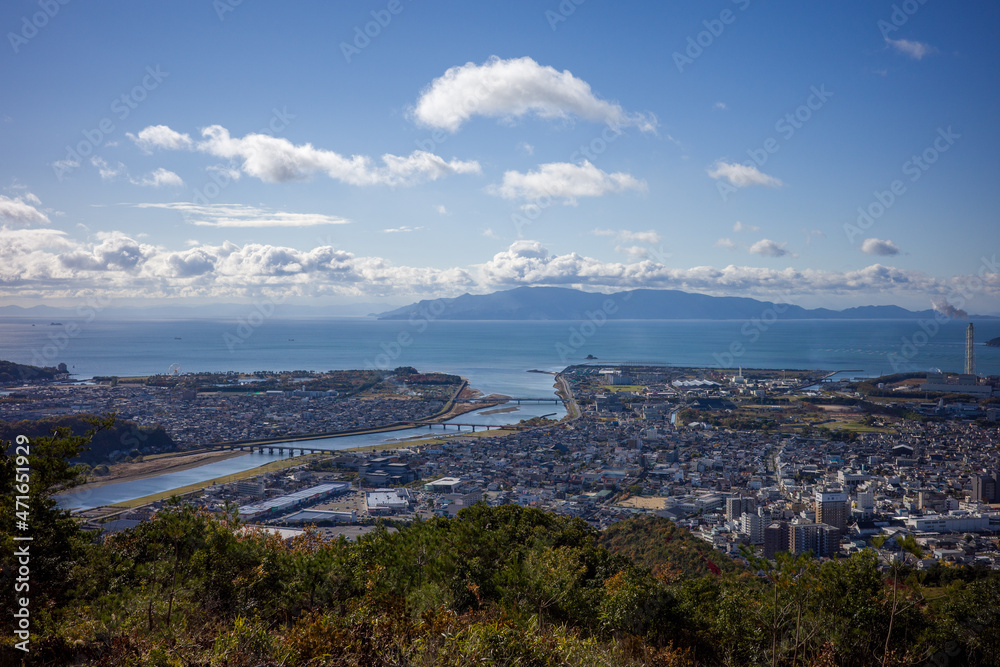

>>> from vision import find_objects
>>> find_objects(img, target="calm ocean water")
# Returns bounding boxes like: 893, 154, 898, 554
3, 317, 997, 510
2, 318, 998, 383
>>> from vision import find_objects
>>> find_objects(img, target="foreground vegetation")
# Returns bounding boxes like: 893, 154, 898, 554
2, 426, 1000, 666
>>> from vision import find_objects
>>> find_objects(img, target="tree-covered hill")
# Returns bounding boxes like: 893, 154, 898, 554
601, 515, 742, 579
0, 414, 175, 464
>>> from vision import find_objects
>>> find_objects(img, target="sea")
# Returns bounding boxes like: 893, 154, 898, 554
1, 317, 997, 509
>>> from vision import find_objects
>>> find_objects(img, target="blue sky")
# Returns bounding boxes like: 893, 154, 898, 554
1, 0, 998, 313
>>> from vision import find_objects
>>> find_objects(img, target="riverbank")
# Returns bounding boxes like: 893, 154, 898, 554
73, 449, 250, 493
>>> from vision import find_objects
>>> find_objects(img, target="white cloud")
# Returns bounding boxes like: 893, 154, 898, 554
198, 125, 480, 186
861, 237, 900, 256
616, 245, 650, 260
58, 231, 156, 272
383, 226, 424, 233
130, 168, 184, 188
435, 204, 448, 215
715, 238, 736, 249
492, 160, 645, 204
2, 234, 997, 304
412, 56, 657, 133
134, 202, 350, 228
714, 102, 727, 110
619, 230, 660, 244
733, 221, 759, 233
592, 228, 660, 244
483, 227, 499, 239
708, 161, 783, 188
886, 38, 935, 60
128, 123, 481, 187
476, 242, 999, 300
127, 125, 194, 152
0, 230, 477, 299
91, 157, 126, 181
0, 193, 50, 225
518, 142, 534, 156
748, 239, 789, 257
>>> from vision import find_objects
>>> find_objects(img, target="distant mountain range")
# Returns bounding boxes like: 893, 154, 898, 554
377, 286, 996, 321
0, 301, 400, 320
1, 288, 993, 321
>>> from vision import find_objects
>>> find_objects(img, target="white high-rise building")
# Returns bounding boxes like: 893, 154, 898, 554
741, 512, 764, 545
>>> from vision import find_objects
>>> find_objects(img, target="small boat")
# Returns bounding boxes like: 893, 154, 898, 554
174, 337, 182, 340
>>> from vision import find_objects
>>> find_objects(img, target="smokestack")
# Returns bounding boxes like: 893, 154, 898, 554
965, 323, 976, 376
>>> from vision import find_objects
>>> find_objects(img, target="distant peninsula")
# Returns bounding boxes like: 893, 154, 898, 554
378, 286, 995, 321
987, 337, 1000, 348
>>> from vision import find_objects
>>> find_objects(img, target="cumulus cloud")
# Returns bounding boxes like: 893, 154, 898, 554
127, 125, 194, 152
748, 239, 789, 257
492, 160, 645, 204
733, 221, 759, 233
58, 231, 156, 272
0, 193, 50, 225
130, 168, 184, 188
715, 238, 736, 249
476, 242, 999, 301
886, 38, 935, 60
129, 123, 481, 187
2, 233, 998, 304
412, 56, 657, 133
383, 226, 424, 233
134, 202, 350, 228
861, 237, 900, 256
0, 230, 476, 299
708, 161, 783, 188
